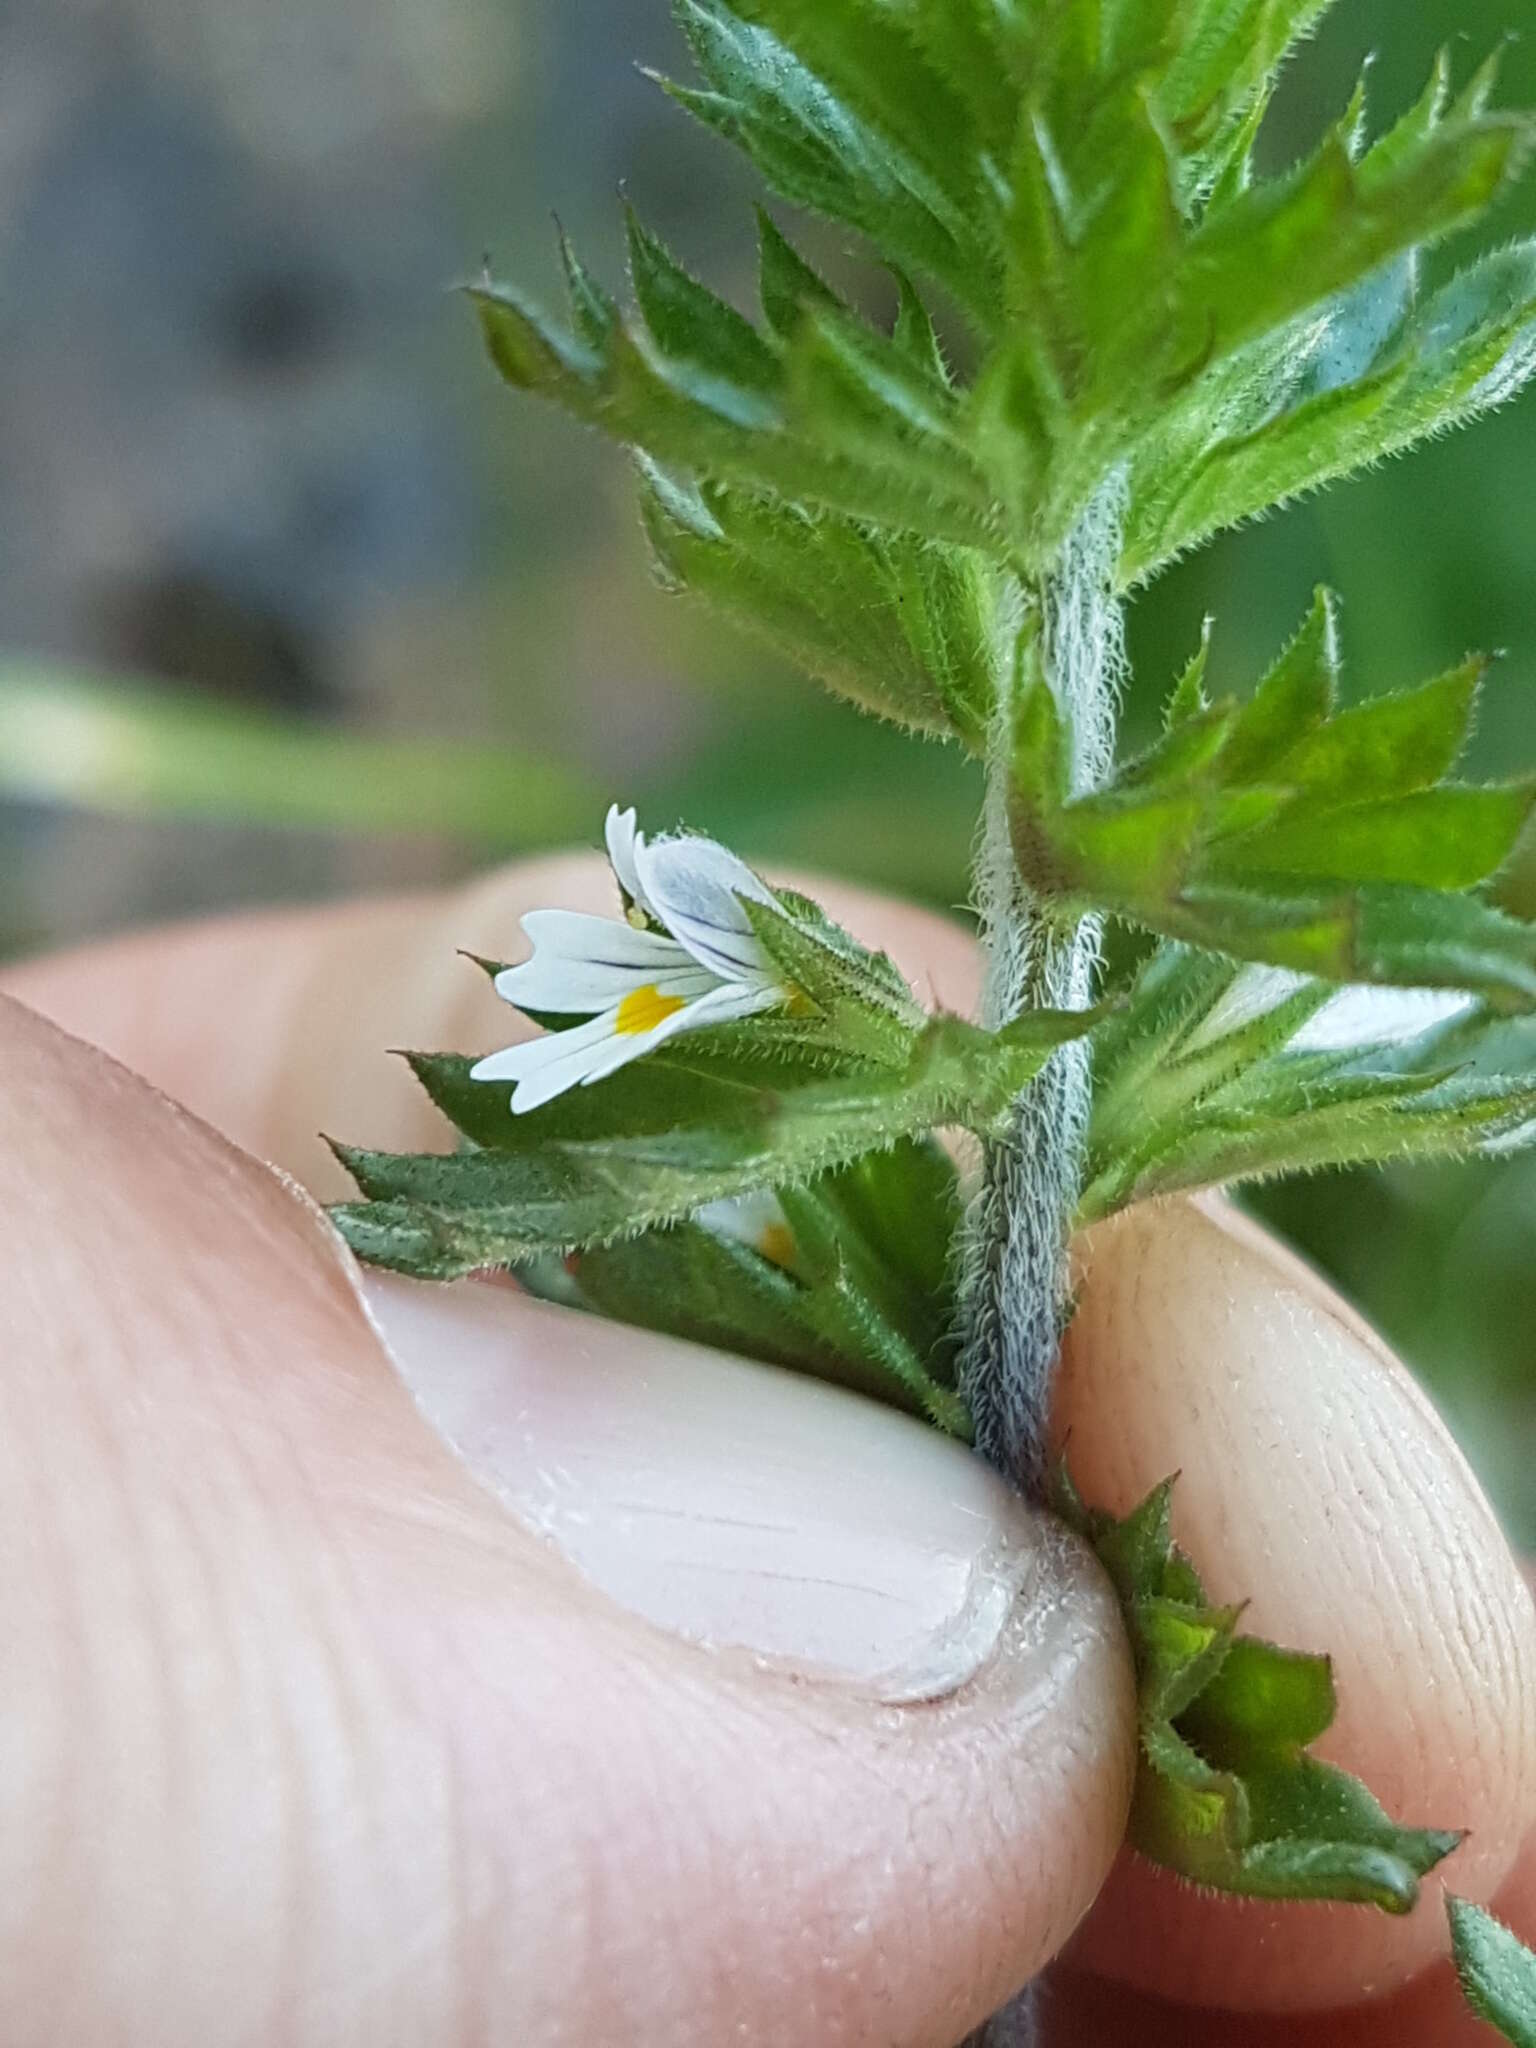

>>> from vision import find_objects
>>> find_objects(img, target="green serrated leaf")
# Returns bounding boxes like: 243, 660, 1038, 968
1450, 1897, 1536, 2046
470, 278, 998, 549
1122, 240, 1536, 582
1262, 658, 1483, 801
332, 1006, 1095, 1278
890, 272, 950, 385
1010, 599, 1536, 1011
666, 0, 1001, 329
1206, 784, 1535, 892
1083, 954, 1536, 1217
741, 887, 922, 1055
560, 1146, 970, 1434
637, 461, 997, 745
1056, 1471, 1461, 1910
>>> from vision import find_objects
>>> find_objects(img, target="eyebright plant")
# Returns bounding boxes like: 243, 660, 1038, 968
331, 1, 1536, 2034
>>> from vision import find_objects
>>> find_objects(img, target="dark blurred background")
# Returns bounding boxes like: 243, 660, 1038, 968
0, 0, 1531, 1533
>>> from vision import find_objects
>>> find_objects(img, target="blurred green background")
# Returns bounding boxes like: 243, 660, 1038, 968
0, 0, 1531, 1534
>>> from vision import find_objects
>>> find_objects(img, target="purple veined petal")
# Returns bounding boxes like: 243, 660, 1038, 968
635, 833, 779, 984
604, 803, 659, 921
1290, 985, 1477, 1054
495, 910, 707, 1014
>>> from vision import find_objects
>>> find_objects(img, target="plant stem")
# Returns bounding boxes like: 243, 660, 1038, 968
958, 491, 1125, 1500
956, 493, 1124, 2048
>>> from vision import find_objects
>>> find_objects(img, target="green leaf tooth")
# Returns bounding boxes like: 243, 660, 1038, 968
1010, 625, 1070, 818
1338, 52, 1375, 163
1181, 1635, 1337, 1756
1218, 586, 1339, 783
1363, 47, 1456, 183
1089, 1474, 1177, 1603
899, 0, 1023, 163
625, 207, 781, 391
1121, 698, 1237, 791
890, 272, 950, 385
1204, 85, 1271, 210
755, 208, 843, 338
470, 279, 599, 390
1137, 1594, 1244, 1725
1449, 1896, 1536, 2046
455, 949, 514, 984
740, 889, 924, 1051
556, 224, 618, 348
789, 302, 958, 443
722, 0, 986, 221
1453, 39, 1514, 125
1159, 0, 1338, 151
1165, 619, 1215, 729
1265, 657, 1484, 799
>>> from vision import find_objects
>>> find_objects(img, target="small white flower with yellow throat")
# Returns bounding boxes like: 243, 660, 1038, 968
470, 806, 793, 1113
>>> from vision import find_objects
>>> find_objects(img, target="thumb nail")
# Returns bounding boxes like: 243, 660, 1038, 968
363, 1272, 1046, 1703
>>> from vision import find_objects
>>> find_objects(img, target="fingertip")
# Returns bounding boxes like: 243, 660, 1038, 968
364, 1269, 1138, 2040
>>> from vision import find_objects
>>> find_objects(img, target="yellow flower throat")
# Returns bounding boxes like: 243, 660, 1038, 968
615, 984, 689, 1035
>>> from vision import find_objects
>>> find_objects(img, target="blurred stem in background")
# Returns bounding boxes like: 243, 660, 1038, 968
0, 663, 600, 846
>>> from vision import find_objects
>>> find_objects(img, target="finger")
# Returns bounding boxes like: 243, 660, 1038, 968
0, 994, 1132, 2048
12, 870, 1535, 2020
1042, 1822, 1536, 2045
0, 855, 981, 1195
1053, 1195, 1536, 2013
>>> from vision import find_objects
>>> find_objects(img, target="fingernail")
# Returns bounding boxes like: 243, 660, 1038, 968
362, 1272, 1042, 1703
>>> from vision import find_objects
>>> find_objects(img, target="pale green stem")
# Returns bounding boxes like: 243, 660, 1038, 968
957, 500, 1125, 2048
958, 488, 1126, 1499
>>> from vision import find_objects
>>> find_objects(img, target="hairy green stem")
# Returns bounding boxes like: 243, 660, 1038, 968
958, 488, 1126, 1499
957, 496, 1124, 2048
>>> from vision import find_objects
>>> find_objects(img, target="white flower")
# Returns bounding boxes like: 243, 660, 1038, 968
1288, 984, 1476, 1054
694, 1191, 800, 1272
1185, 962, 1476, 1058
470, 805, 792, 1113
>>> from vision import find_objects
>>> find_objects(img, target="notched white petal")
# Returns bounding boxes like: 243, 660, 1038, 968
604, 803, 656, 920
469, 1011, 615, 1085
472, 807, 795, 1113
496, 911, 701, 1014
